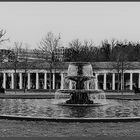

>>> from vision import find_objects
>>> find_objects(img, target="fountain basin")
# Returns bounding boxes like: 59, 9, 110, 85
0, 98, 139, 122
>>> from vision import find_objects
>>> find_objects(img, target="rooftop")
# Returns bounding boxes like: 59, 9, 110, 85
0, 61, 139, 70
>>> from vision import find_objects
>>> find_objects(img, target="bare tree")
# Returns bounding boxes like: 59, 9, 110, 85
19, 47, 29, 93
69, 39, 82, 49
64, 39, 97, 62
0, 29, 9, 44
18, 45, 37, 93
10, 42, 22, 93
0, 29, 10, 63
82, 40, 98, 62
34, 32, 61, 91
112, 44, 129, 93
68, 39, 82, 62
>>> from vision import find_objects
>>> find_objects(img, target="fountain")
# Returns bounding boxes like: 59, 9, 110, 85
55, 62, 107, 106
0, 62, 140, 122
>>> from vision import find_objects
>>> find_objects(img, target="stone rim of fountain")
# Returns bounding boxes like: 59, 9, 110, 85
1, 114, 140, 122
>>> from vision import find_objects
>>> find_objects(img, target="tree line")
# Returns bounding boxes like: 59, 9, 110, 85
1, 29, 140, 63
64, 39, 140, 62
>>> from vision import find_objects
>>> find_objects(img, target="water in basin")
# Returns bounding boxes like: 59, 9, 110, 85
0, 98, 140, 118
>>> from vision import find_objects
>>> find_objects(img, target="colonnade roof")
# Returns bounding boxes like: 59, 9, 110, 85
0, 61, 140, 70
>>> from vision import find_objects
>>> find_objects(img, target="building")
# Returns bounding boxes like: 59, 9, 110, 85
0, 61, 139, 92
54, 47, 65, 62
17, 47, 66, 62
17, 49, 42, 62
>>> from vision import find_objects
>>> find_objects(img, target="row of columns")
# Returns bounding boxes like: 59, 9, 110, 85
2, 71, 140, 90
97, 72, 140, 90
27, 72, 56, 90
2, 72, 59, 90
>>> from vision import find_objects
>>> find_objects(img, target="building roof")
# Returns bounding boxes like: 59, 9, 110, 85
0, 61, 140, 70
92, 62, 140, 70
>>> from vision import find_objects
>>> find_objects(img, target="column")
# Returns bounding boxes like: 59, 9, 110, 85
61, 73, 64, 89
69, 80, 72, 89
19, 73, 22, 89
112, 73, 115, 90
53, 72, 55, 90
36, 72, 39, 89
11, 73, 14, 89
3, 73, 6, 89
27, 72, 30, 89
103, 73, 107, 90
95, 73, 98, 90
139, 73, 140, 88
87, 81, 90, 89
121, 73, 123, 90
130, 72, 133, 90
44, 72, 47, 89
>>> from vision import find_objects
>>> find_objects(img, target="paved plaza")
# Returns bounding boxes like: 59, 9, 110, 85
0, 119, 139, 137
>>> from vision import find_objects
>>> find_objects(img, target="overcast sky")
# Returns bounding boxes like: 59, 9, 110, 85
0, 2, 140, 49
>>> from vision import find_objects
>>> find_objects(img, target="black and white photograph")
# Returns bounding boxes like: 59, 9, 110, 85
1, 1, 140, 138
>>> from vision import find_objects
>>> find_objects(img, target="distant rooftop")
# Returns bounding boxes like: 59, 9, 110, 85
0, 61, 139, 70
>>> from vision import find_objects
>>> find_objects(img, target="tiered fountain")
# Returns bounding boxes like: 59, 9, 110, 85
56, 62, 107, 106
0, 62, 140, 122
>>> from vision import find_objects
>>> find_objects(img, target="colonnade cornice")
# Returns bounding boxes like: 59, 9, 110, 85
0, 69, 68, 74
95, 69, 140, 74
0, 69, 140, 74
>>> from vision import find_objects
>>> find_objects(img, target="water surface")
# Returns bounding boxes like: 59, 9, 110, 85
0, 99, 140, 118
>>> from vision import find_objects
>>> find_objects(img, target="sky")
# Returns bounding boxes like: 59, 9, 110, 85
0, 2, 140, 49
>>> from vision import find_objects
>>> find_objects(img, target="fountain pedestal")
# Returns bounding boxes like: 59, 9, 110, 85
66, 92, 93, 104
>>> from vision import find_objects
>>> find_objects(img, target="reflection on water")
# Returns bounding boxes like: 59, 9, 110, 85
0, 99, 140, 118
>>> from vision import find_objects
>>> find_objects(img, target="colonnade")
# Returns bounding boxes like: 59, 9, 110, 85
1, 71, 65, 90
96, 72, 140, 90
0, 70, 140, 91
